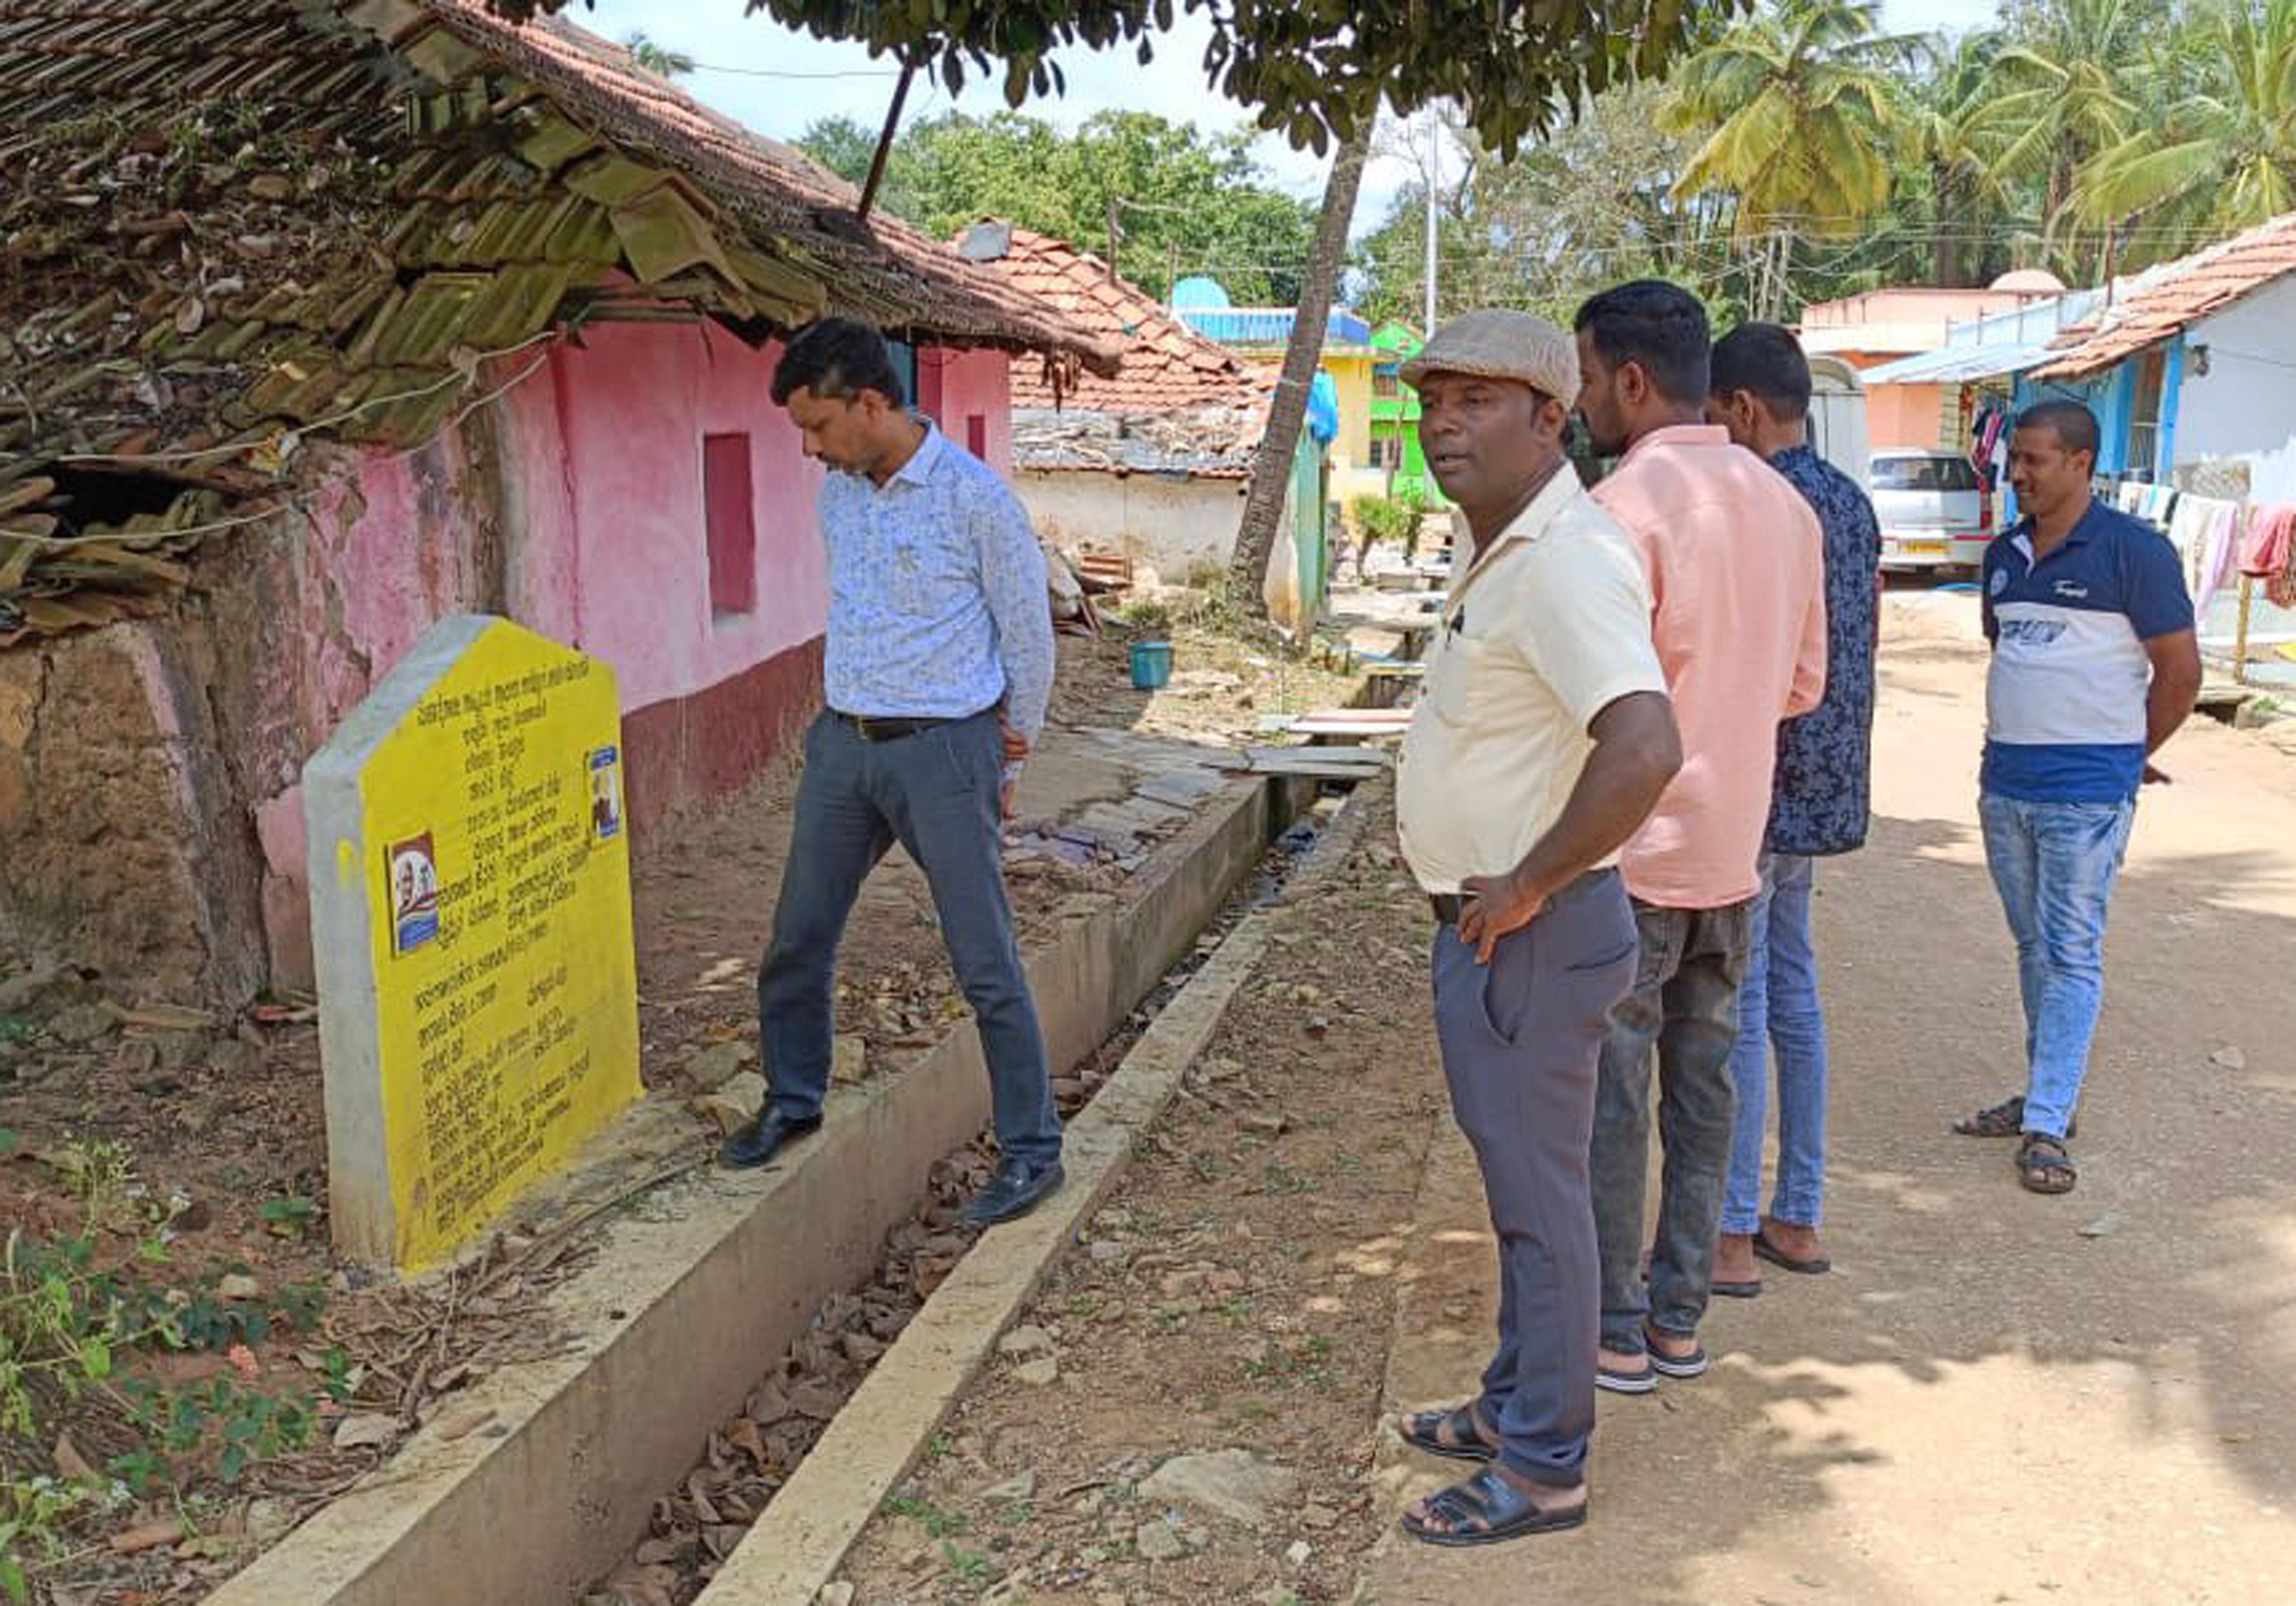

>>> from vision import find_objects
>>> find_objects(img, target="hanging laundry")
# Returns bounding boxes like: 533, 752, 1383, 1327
2166, 494, 2216, 573
2240, 504, 2296, 609
2168, 495, 2233, 602
2200, 500, 2243, 603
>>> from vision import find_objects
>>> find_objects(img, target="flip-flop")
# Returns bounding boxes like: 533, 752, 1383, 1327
1397, 1404, 1497, 1463
1711, 1276, 1763, 1299
1595, 1359, 1656, 1395
1645, 1338, 1709, 1380
1401, 1466, 1587, 1547
1752, 1230, 1831, 1276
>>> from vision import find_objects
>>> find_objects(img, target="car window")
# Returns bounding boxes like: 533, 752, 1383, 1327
1870, 455, 1979, 493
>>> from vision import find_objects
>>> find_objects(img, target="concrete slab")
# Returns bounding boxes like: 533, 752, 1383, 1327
207, 773, 1306, 1606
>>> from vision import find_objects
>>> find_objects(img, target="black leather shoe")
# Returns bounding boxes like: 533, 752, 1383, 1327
964, 1157, 1066, 1225
718, 1109, 823, 1170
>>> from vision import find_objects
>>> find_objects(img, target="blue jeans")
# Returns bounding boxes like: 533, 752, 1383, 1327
1723, 855, 1829, 1234
1977, 793, 2136, 1142
757, 709, 1062, 1165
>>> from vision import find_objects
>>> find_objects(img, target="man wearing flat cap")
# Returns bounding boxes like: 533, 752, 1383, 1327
1388, 309, 1683, 1545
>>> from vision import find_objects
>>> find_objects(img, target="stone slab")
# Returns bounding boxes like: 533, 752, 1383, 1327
303, 613, 639, 1271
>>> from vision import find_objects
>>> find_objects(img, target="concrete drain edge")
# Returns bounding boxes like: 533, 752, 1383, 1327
693, 778, 1388, 1606
208, 775, 1308, 1606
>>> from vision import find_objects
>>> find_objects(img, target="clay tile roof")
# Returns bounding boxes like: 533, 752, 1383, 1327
415, 3, 1120, 373
968, 225, 1267, 419
0, 0, 1118, 642
2034, 211, 2296, 380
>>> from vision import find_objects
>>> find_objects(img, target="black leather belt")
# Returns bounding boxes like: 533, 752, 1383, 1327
832, 710, 959, 742
1429, 867, 1616, 926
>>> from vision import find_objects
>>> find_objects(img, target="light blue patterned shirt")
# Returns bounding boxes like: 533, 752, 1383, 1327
818, 424, 1055, 739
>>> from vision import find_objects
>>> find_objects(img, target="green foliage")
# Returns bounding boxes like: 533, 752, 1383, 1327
1, 1142, 335, 1586
517, 0, 1747, 156
1114, 597, 1173, 635
620, 30, 695, 77
1354, 0, 2296, 328
799, 109, 1316, 303
258, 1195, 319, 1242
1350, 493, 1424, 552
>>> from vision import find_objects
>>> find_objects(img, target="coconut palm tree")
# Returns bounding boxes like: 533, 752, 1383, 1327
2071, 0, 2296, 256
1228, 122, 1372, 616
1902, 29, 2016, 285
1662, 0, 1918, 316
1965, 0, 2169, 277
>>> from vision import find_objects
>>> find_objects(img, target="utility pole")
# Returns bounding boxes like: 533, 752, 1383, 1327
1423, 108, 1440, 336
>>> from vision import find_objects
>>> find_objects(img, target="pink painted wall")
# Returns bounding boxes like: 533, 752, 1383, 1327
246, 320, 1019, 986
528, 321, 829, 711
1866, 381, 1948, 450
921, 346, 1014, 477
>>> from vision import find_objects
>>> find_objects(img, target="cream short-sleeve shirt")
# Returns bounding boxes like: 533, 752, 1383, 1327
1396, 470, 1668, 895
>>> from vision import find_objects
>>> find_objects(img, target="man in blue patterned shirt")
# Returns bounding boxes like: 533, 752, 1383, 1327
721, 319, 1065, 1227
1703, 324, 1880, 1292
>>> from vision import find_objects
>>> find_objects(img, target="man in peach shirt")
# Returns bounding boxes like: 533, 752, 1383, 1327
1571, 282, 1827, 1393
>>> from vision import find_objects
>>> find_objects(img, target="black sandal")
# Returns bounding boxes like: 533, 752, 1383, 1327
1401, 1466, 1586, 1546
1956, 1094, 2077, 1139
1397, 1403, 1497, 1463
2016, 1134, 2077, 1194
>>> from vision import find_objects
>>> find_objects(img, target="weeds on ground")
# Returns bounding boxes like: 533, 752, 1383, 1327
0, 1133, 341, 1601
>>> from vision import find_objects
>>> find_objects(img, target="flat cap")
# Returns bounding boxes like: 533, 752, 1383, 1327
1400, 308, 1579, 400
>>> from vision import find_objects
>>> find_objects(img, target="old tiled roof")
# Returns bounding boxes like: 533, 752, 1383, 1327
963, 223, 1266, 476
2034, 211, 2296, 380
0, 1, 1119, 643
1010, 406, 1264, 480
968, 225, 1262, 416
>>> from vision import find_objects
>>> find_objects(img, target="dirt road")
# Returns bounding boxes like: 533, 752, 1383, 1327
823, 590, 2296, 1605
1365, 590, 2296, 1604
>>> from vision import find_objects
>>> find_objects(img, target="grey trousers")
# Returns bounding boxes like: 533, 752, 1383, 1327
757, 708, 1062, 1166
1431, 868, 1638, 1487
1591, 898, 1755, 1354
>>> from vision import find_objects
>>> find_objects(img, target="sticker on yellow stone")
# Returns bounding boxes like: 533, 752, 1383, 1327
304, 615, 641, 1272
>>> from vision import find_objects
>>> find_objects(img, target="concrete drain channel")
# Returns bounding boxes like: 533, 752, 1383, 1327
209, 770, 1375, 1606
596, 796, 1349, 1606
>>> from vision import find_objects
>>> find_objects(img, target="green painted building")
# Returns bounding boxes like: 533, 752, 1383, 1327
1368, 321, 1445, 508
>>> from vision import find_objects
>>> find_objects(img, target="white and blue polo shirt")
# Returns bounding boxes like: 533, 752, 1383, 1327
1981, 500, 2195, 803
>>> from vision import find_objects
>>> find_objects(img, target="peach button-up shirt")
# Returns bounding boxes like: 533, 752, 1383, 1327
1592, 425, 1828, 909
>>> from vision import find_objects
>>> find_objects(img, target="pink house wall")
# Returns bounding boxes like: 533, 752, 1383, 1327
243, 319, 1017, 989
920, 346, 1014, 476
525, 321, 829, 710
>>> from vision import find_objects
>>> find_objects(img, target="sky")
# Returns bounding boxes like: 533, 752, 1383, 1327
580, 0, 2002, 238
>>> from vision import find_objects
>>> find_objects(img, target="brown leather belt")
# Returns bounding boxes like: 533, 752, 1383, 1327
832, 710, 959, 742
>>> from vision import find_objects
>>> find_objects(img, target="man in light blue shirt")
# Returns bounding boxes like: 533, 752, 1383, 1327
721, 318, 1064, 1226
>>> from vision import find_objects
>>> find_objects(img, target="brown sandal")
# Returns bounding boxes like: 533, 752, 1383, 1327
2016, 1134, 2077, 1194
1956, 1094, 2076, 1139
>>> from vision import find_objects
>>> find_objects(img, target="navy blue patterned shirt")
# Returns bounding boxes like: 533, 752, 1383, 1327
1765, 445, 1881, 856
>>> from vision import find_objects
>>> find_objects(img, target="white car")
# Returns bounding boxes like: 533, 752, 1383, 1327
1868, 449, 1994, 571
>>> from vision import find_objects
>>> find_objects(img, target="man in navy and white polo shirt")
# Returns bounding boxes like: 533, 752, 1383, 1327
1954, 400, 2201, 1195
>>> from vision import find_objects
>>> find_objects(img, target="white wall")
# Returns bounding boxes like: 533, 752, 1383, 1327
1017, 469, 1249, 587
2177, 277, 2296, 504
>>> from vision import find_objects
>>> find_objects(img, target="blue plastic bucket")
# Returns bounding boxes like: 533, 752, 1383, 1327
1130, 640, 1173, 690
